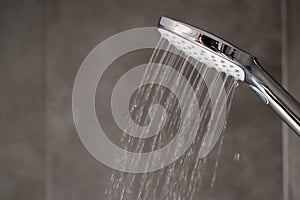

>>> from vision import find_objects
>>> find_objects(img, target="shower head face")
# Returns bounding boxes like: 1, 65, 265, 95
157, 17, 254, 81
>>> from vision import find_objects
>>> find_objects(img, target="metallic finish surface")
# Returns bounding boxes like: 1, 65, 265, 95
158, 17, 253, 75
247, 59, 300, 135
158, 16, 300, 136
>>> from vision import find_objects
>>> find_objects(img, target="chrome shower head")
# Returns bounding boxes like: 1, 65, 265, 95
157, 16, 300, 136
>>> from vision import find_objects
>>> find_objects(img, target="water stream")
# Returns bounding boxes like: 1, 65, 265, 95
105, 37, 238, 200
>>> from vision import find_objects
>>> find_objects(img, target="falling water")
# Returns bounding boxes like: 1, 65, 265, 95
105, 37, 239, 199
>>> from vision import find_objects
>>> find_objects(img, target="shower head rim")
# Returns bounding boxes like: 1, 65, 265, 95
157, 16, 255, 80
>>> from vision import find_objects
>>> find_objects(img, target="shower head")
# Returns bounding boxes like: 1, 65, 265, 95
157, 16, 300, 136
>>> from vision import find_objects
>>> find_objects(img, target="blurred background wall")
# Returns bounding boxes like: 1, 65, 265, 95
0, 0, 299, 199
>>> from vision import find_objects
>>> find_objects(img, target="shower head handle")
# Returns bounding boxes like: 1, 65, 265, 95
246, 57, 300, 134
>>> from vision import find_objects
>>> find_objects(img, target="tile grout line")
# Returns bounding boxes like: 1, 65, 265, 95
281, 0, 289, 199
43, 0, 51, 199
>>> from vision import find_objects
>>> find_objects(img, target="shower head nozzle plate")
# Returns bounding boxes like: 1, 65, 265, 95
157, 17, 254, 81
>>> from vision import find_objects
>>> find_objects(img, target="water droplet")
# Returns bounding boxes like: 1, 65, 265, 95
234, 153, 240, 161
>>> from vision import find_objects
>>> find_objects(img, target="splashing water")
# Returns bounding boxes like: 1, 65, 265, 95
105, 37, 239, 199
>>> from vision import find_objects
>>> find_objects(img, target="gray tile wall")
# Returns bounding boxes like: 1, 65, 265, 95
3, 0, 297, 199
0, 0, 45, 199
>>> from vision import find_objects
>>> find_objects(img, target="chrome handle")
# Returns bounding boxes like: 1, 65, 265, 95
245, 57, 300, 136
